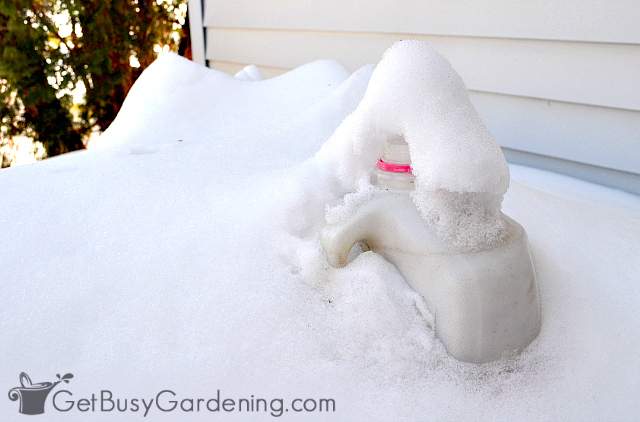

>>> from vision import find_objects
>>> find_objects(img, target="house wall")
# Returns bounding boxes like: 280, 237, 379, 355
195, 0, 640, 193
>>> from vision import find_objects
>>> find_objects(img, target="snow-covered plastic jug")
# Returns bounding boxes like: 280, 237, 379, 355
321, 138, 541, 363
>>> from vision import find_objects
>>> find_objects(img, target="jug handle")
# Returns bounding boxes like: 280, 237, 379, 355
322, 209, 378, 267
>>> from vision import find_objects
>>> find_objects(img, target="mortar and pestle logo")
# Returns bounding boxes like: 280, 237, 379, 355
8, 372, 73, 415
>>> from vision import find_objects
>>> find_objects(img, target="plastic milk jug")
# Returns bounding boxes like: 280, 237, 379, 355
321, 138, 541, 363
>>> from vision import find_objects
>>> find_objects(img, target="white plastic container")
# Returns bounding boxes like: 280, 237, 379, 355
321, 140, 541, 363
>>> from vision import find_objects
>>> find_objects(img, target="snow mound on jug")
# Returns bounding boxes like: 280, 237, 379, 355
317, 40, 510, 249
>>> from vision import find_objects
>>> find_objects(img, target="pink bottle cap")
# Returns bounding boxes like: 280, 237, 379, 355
377, 159, 413, 174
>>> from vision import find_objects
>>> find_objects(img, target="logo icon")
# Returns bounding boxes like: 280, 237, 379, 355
8, 372, 73, 415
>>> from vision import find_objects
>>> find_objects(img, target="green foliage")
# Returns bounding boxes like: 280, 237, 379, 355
0, 0, 187, 165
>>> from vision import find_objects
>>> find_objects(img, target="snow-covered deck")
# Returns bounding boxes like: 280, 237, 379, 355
1, 54, 639, 421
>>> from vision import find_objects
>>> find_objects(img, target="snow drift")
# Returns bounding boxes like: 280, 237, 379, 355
0, 49, 639, 421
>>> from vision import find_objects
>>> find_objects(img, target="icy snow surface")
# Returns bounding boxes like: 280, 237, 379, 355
1, 50, 639, 421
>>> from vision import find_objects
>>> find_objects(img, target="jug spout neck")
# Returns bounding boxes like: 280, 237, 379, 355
373, 137, 415, 191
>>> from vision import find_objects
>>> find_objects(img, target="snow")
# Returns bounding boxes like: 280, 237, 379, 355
234, 64, 264, 81
317, 41, 509, 249
1, 49, 639, 421
318, 41, 508, 195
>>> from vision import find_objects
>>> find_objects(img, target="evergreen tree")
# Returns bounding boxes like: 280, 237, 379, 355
0, 0, 187, 166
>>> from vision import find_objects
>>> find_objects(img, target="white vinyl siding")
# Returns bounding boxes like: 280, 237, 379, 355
194, 0, 640, 193
206, 29, 640, 111
203, 0, 640, 44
